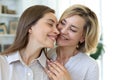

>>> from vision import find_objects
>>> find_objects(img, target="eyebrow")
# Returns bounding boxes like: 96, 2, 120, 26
63, 19, 80, 29
47, 19, 55, 23
71, 25, 80, 29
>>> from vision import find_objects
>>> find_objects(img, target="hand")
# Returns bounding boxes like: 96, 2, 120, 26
45, 60, 72, 80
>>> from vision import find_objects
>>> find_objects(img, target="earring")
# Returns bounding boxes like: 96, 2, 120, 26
76, 45, 79, 49
76, 41, 81, 49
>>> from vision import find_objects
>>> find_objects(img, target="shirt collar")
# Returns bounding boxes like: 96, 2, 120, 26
37, 51, 47, 68
6, 51, 47, 68
6, 51, 21, 64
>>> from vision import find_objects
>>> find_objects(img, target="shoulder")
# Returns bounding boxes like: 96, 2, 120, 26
78, 53, 98, 66
0, 51, 18, 66
0, 55, 10, 80
71, 52, 99, 72
0, 55, 7, 64
67, 52, 98, 68
82, 55, 99, 80
83, 54, 99, 72
0, 55, 9, 72
0, 55, 8, 67
79, 53, 99, 79
71, 53, 99, 80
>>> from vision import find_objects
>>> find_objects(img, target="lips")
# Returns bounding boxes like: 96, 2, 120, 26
48, 35, 58, 42
58, 35, 69, 40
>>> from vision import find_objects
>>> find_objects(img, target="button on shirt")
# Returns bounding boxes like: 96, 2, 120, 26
0, 51, 49, 80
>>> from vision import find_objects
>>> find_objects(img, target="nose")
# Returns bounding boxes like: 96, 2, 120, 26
60, 26, 68, 34
54, 27, 59, 35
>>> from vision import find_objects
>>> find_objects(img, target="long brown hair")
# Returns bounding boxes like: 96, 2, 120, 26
2, 5, 55, 55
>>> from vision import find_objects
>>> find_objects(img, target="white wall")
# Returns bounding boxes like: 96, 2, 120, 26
102, 0, 120, 80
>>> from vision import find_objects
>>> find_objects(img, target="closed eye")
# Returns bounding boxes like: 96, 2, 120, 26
60, 20, 66, 25
70, 25, 79, 32
47, 19, 56, 27
48, 23, 53, 27
70, 29, 77, 32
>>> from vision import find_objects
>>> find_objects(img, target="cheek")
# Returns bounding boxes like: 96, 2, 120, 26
33, 28, 46, 39
38, 26, 49, 34
38, 30, 47, 38
71, 34, 81, 42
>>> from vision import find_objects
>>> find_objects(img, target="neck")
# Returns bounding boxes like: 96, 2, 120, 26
56, 46, 78, 65
20, 46, 42, 65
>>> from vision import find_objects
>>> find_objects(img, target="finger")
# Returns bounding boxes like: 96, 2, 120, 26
44, 68, 57, 80
53, 61, 67, 72
49, 61, 68, 78
48, 62, 72, 80
48, 63, 60, 76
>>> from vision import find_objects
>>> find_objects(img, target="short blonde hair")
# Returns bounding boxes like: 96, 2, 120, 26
59, 4, 100, 54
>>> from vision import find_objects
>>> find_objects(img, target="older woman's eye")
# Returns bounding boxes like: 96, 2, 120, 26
61, 21, 65, 25
70, 29, 77, 32
70, 27, 77, 32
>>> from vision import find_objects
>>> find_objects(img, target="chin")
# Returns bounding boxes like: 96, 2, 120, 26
56, 42, 64, 46
57, 43, 68, 47
47, 44, 54, 48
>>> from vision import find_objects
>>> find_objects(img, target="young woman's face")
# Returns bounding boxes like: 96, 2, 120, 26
29, 12, 59, 48
57, 15, 85, 47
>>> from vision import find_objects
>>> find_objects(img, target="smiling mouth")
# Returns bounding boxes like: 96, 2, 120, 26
58, 35, 69, 40
48, 35, 57, 42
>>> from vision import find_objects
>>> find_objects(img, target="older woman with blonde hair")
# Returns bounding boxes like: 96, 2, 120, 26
46, 4, 100, 80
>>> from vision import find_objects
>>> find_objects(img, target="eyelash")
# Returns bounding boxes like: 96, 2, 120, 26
61, 21, 77, 32
61, 21, 65, 25
70, 28, 77, 32
48, 23, 53, 27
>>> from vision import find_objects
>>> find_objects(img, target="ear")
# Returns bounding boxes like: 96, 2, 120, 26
28, 28, 32, 33
79, 36, 85, 43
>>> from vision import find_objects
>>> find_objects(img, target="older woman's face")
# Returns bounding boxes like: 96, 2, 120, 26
57, 15, 85, 47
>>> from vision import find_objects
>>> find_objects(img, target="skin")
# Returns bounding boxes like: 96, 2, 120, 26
20, 13, 59, 65
57, 15, 85, 47
46, 15, 86, 80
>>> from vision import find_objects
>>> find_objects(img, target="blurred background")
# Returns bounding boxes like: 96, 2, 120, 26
0, 0, 120, 80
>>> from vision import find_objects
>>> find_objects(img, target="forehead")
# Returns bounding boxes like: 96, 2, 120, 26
43, 12, 57, 23
65, 15, 85, 28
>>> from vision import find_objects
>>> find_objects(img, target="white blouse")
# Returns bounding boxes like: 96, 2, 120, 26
48, 48, 99, 80
0, 51, 49, 80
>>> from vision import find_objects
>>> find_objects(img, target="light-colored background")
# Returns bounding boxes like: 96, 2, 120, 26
0, 0, 120, 80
